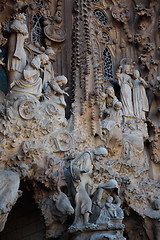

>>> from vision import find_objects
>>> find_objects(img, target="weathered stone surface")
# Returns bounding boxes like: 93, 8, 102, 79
0, 0, 160, 239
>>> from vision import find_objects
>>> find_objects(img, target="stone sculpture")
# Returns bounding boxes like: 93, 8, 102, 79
0, 1, 160, 239
96, 195, 118, 224
69, 177, 125, 240
96, 179, 124, 221
0, 163, 28, 233
43, 75, 69, 127
116, 64, 134, 117
101, 86, 122, 155
7, 13, 28, 87
132, 69, 149, 120
48, 75, 69, 108
70, 148, 116, 229
40, 191, 74, 239
73, 182, 93, 227
10, 53, 49, 99
70, 151, 94, 227
43, 47, 55, 91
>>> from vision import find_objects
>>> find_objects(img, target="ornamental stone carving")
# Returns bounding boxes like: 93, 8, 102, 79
132, 70, 149, 120
0, 1, 160, 240
116, 64, 134, 117
7, 13, 28, 86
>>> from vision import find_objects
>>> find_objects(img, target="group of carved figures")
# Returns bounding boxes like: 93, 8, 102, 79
116, 64, 149, 121
0, 148, 124, 237
0, 8, 152, 240
7, 13, 68, 116
0, 12, 71, 236
70, 147, 123, 228
99, 64, 149, 155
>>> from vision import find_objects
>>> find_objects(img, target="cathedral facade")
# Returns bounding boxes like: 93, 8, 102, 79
0, 0, 159, 239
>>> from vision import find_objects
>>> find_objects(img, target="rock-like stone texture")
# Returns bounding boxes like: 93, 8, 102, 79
0, 0, 159, 239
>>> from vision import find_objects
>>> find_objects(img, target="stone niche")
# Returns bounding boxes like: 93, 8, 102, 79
0, 0, 159, 240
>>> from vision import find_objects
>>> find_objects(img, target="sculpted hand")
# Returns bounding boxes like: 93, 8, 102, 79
64, 91, 69, 97
81, 168, 89, 173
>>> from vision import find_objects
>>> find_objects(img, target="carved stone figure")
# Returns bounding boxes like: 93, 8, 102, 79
116, 65, 134, 117
73, 182, 93, 227
48, 75, 69, 106
101, 86, 122, 130
52, 192, 74, 218
101, 86, 123, 155
10, 53, 49, 99
44, 75, 69, 125
132, 70, 149, 120
101, 86, 121, 109
40, 191, 74, 239
7, 13, 28, 86
70, 148, 110, 228
43, 47, 55, 91
93, 147, 108, 162
0, 1, 160, 239
96, 195, 118, 224
70, 151, 94, 227
96, 179, 124, 221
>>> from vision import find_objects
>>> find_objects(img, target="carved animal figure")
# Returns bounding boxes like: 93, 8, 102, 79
40, 191, 74, 239
53, 192, 74, 217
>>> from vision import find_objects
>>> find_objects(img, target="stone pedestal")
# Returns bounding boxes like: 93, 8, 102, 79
69, 221, 126, 240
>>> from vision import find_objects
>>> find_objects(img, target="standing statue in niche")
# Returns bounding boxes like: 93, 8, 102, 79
116, 64, 134, 117
132, 70, 149, 120
10, 53, 49, 99
7, 13, 28, 87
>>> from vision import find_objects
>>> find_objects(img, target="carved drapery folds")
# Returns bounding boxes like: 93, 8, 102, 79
0, 2, 73, 238
0, 0, 160, 240
70, 0, 160, 239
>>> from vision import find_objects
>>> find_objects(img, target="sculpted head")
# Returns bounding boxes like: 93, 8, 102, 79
106, 86, 115, 99
40, 53, 49, 67
106, 196, 114, 203
114, 102, 122, 111
133, 70, 140, 79
123, 64, 130, 74
94, 147, 108, 161
55, 75, 68, 87
99, 179, 119, 195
